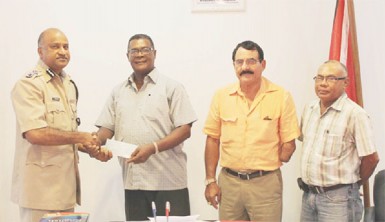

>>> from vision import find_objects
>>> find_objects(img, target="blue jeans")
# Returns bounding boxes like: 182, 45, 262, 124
300, 183, 363, 222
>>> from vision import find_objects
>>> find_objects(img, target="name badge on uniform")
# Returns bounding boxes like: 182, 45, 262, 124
52, 97, 60, 102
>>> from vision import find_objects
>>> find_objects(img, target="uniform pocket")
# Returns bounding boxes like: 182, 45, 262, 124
46, 102, 67, 128
26, 146, 68, 168
69, 101, 77, 114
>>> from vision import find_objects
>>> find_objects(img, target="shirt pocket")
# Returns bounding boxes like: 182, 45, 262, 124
321, 132, 346, 158
46, 102, 68, 129
26, 146, 66, 168
69, 102, 78, 129
142, 93, 170, 122
24, 146, 73, 184
220, 116, 238, 144
250, 116, 279, 143
69, 101, 77, 115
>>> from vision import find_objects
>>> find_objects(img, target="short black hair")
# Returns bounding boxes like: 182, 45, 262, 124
232, 40, 264, 62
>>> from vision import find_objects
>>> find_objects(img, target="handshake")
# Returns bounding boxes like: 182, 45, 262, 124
78, 132, 113, 162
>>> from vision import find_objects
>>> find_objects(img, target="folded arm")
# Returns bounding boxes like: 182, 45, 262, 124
279, 139, 296, 162
359, 152, 380, 183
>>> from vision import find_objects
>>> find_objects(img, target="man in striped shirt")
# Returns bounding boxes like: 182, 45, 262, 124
299, 60, 379, 222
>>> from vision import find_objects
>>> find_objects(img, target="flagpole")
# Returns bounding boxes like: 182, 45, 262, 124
347, 0, 371, 208
347, 0, 363, 107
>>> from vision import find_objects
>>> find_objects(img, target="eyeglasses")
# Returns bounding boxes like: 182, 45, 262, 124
127, 47, 154, 56
313, 75, 347, 83
234, 58, 260, 66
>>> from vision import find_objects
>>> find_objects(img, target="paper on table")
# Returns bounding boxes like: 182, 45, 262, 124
104, 139, 137, 158
148, 215, 199, 222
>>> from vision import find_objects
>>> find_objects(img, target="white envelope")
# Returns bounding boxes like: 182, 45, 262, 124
104, 139, 137, 158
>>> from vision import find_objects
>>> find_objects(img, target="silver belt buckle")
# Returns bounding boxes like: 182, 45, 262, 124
237, 172, 250, 180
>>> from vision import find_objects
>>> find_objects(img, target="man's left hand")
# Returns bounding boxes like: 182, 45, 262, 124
126, 144, 156, 164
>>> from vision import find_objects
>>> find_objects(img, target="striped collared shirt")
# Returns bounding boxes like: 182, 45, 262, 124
299, 93, 376, 186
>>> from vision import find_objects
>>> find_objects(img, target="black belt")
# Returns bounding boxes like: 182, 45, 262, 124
306, 183, 353, 194
297, 178, 354, 194
224, 168, 272, 180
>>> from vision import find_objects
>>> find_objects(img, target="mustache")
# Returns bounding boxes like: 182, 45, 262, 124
240, 70, 254, 75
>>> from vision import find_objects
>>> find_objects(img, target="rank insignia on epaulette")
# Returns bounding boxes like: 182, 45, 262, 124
25, 70, 39, 78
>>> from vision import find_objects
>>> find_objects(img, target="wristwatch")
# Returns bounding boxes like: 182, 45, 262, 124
205, 178, 216, 186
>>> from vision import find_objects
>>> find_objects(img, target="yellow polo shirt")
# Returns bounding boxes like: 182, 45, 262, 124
203, 77, 300, 171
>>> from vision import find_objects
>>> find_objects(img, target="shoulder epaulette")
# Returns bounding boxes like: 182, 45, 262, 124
25, 70, 40, 78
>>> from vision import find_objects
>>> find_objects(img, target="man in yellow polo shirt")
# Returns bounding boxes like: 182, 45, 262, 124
203, 40, 300, 221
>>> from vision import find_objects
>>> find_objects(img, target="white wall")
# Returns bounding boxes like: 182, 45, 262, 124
1, 0, 384, 221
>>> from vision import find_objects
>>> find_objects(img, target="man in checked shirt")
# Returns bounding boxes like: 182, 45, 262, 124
299, 60, 379, 222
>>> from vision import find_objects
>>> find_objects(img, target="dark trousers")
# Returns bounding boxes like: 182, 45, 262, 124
125, 188, 190, 221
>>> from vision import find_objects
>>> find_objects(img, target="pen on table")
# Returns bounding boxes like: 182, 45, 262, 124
165, 201, 170, 222
152, 201, 157, 222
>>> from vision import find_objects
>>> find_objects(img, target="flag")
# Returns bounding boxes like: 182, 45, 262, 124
329, 0, 372, 210
329, 0, 363, 107
329, 0, 368, 205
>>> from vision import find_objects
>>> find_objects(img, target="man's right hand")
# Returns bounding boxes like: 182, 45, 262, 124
205, 182, 221, 209
81, 132, 101, 154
